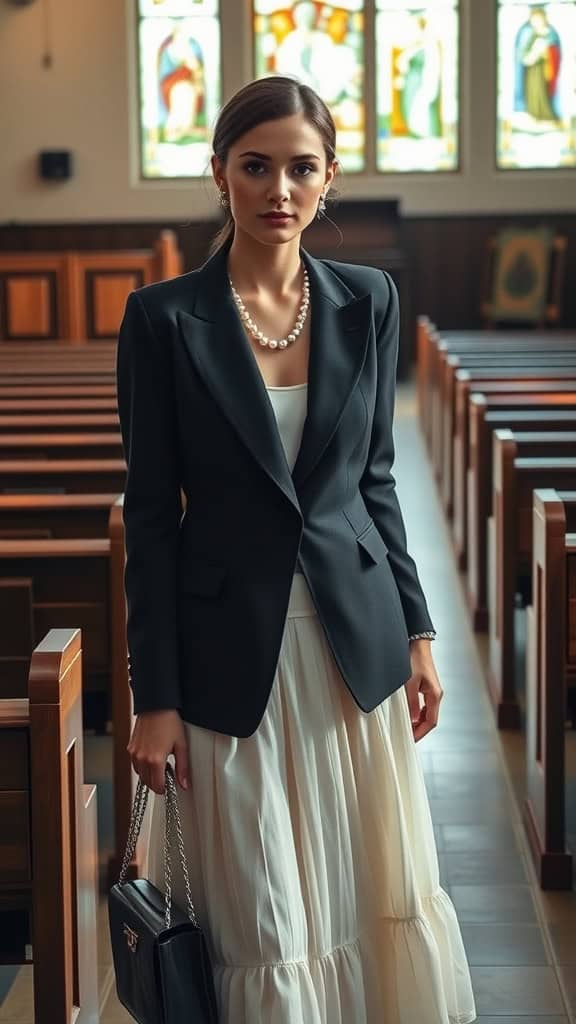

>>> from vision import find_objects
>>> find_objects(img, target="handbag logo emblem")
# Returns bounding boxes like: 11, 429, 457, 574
123, 923, 139, 953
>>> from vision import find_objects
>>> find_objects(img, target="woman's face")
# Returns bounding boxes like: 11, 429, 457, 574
212, 112, 337, 247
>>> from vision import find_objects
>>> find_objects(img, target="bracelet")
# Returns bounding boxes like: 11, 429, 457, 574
408, 630, 437, 642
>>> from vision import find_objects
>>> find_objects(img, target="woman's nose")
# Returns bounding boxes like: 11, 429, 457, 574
267, 176, 291, 204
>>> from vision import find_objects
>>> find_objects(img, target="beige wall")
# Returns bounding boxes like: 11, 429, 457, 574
0, 0, 574, 223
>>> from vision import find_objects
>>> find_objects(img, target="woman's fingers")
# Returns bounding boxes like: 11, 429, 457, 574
126, 711, 190, 795
174, 737, 190, 790
412, 676, 444, 742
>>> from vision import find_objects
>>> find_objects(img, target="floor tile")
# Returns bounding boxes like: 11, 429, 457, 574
429, 796, 511, 826
450, 885, 538, 924
470, 966, 565, 1015
441, 824, 520, 854
429, 751, 503, 775
461, 923, 549, 966
476, 1018, 567, 1023
432, 773, 510, 800
443, 851, 529, 886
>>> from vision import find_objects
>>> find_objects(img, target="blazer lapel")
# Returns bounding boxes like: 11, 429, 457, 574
177, 244, 373, 507
292, 252, 373, 488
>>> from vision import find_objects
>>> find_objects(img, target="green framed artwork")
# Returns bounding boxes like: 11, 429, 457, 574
490, 225, 555, 321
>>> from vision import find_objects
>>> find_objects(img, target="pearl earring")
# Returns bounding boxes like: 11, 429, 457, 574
317, 188, 328, 218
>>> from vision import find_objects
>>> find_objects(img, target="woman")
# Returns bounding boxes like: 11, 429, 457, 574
117, 76, 476, 1023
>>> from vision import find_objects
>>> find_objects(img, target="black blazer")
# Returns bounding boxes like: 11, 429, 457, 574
116, 242, 435, 737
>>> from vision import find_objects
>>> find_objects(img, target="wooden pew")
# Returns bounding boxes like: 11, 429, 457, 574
0, 458, 125, 494
467, 402, 576, 629
0, 493, 120, 539
0, 357, 114, 379
0, 413, 119, 434
524, 489, 576, 890
0, 397, 117, 413
435, 351, 576, 486
0, 229, 182, 342
488, 432, 576, 727
0, 384, 116, 399
0, 500, 143, 889
0, 432, 123, 460
417, 319, 576, 448
0, 628, 99, 1023
427, 335, 576, 462
452, 378, 576, 565
0, 537, 117, 717
440, 362, 576, 516
0, 341, 116, 355
0, 374, 114, 387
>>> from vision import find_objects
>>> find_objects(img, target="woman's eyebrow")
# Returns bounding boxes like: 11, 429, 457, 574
238, 150, 321, 161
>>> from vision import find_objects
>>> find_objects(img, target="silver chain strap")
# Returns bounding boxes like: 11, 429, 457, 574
118, 762, 200, 930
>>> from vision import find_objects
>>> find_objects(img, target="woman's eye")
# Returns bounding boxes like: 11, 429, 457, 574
293, 164, 315, 177
244, 161, 266, 175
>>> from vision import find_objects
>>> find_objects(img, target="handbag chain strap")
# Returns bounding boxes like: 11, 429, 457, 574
118, 762, 200, 930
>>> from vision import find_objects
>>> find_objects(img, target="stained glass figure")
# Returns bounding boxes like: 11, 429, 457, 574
497, 1, 576, 169
138, 0, 221, 178
253, 1, 366, 172
376, 0, 459, 173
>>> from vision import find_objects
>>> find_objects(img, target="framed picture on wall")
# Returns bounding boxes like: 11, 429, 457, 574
486, 225, 565, 323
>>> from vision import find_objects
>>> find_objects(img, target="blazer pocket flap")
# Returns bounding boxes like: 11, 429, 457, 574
356, 523, 389, 564
180, 561, 228, 598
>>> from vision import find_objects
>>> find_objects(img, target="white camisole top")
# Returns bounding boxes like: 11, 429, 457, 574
266, 383, 308, 576
265, 383, 308, 474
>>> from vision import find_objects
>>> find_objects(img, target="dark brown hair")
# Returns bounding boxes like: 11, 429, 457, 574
209, 76, 337, 256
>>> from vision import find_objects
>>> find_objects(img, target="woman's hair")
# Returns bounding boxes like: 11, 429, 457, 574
208, 76, 337, 256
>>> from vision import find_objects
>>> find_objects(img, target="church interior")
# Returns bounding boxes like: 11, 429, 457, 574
1, 0, 576, 1021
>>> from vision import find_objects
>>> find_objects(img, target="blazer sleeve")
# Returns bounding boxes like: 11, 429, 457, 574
359, 271, 436, 637
116, 291, 184, 714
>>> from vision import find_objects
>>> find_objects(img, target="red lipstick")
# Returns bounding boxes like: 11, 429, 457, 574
261, 212, 293, 221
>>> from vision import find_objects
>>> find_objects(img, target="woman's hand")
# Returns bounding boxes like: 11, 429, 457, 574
404, 640, 444, 742
127, 709, 190, 795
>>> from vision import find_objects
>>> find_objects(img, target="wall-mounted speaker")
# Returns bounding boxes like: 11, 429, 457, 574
38, 150, 73, 181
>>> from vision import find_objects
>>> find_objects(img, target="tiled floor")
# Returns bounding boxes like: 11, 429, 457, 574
1, 379, 574, 1022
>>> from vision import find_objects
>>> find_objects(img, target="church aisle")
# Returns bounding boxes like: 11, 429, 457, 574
391, 380, 574, 1023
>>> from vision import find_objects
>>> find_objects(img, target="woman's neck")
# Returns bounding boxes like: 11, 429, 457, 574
226, 231, 304, 299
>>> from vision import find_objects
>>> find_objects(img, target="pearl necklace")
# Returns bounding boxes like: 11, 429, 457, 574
229, 267, 310, 351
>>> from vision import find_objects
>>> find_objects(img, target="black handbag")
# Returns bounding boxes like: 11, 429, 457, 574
108, 762, 219, 1023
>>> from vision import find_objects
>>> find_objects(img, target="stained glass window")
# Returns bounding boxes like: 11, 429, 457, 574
497, 1, 576, 169
138, 0, 221, 178
253, 1, 366, 172
375, 0, 459, 173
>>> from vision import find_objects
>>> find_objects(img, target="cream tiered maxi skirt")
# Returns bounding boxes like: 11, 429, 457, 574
147, 572, 477, 1023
